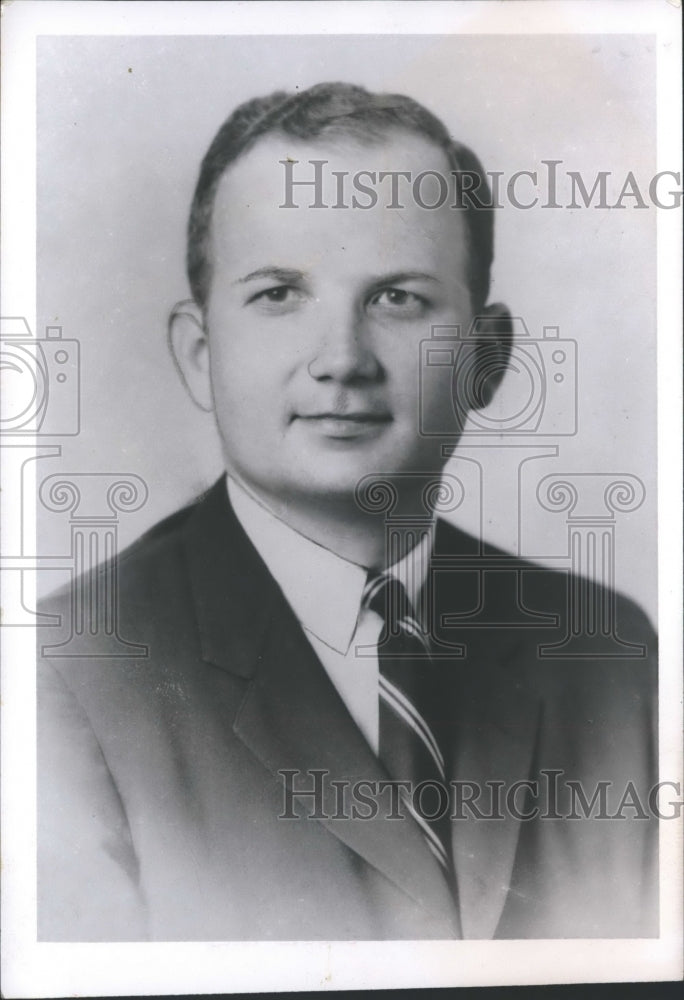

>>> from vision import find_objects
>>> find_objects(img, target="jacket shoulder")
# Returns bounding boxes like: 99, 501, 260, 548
39, 486, 212, 618
435, 516, 656, 644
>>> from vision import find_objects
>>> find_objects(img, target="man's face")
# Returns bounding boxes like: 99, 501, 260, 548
203, 131, 473, 507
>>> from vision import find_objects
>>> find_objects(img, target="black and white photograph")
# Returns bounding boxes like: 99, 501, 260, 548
1, 0, 682, 994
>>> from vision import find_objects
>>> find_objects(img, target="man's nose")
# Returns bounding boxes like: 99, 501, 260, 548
306, 309, 382, 383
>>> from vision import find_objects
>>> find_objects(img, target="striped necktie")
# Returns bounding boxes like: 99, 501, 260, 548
363, 572, 454, 877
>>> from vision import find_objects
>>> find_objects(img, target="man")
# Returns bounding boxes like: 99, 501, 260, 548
38, 83, 657, 941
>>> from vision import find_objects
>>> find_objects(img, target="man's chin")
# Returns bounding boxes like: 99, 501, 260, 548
287, 471, 374, 503
226, 447, 449, 512
275, 463, 446, 508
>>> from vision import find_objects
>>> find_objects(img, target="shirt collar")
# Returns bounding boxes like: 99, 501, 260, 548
226, 475, 434, 655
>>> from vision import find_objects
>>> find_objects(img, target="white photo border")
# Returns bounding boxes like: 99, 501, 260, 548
1, 1, 682, 995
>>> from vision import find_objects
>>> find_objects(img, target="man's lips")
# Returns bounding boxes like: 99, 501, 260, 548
296, 412, 392, 423
293, 411, 393, 439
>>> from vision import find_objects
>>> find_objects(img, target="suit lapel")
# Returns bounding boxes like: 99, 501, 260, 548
182, 479, 460, 933
432, 519, 542, 939
182, 479, 276, 680
450, 665, 541, 939
234, 608, 460, 930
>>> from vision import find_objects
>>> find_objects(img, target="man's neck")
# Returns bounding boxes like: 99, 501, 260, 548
226, 473, 436, 570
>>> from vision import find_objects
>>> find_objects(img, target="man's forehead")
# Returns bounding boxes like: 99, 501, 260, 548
209, 138, 469, 280
205, 127, 472, 294
214, 128, 454, 201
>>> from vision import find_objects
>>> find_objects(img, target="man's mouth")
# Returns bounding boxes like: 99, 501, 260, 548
295, 411, 393, 439
299, 412, 392, 422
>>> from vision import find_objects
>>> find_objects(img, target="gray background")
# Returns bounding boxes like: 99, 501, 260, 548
36, 33, 657, 621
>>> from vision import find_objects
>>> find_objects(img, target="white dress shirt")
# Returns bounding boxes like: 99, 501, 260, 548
227, 475, 433, 755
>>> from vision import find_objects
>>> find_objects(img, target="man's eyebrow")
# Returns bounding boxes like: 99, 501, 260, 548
369, 271, 441, 288
234, 267, 308, 285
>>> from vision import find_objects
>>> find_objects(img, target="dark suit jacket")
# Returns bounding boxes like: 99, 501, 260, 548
37, 477, 658, 941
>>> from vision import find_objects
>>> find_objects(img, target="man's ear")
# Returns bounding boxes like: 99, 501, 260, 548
467, 302, 513, 410
168, 300, 214, 413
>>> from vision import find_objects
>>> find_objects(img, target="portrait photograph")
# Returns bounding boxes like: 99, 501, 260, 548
1, 1, 681, 995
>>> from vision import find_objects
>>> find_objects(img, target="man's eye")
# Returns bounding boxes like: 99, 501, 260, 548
259, 287, 290, 303
247, 285, 306, 312
368, 288, 428, 315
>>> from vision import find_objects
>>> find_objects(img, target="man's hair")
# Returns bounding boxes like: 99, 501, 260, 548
187, 81, 495, 314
